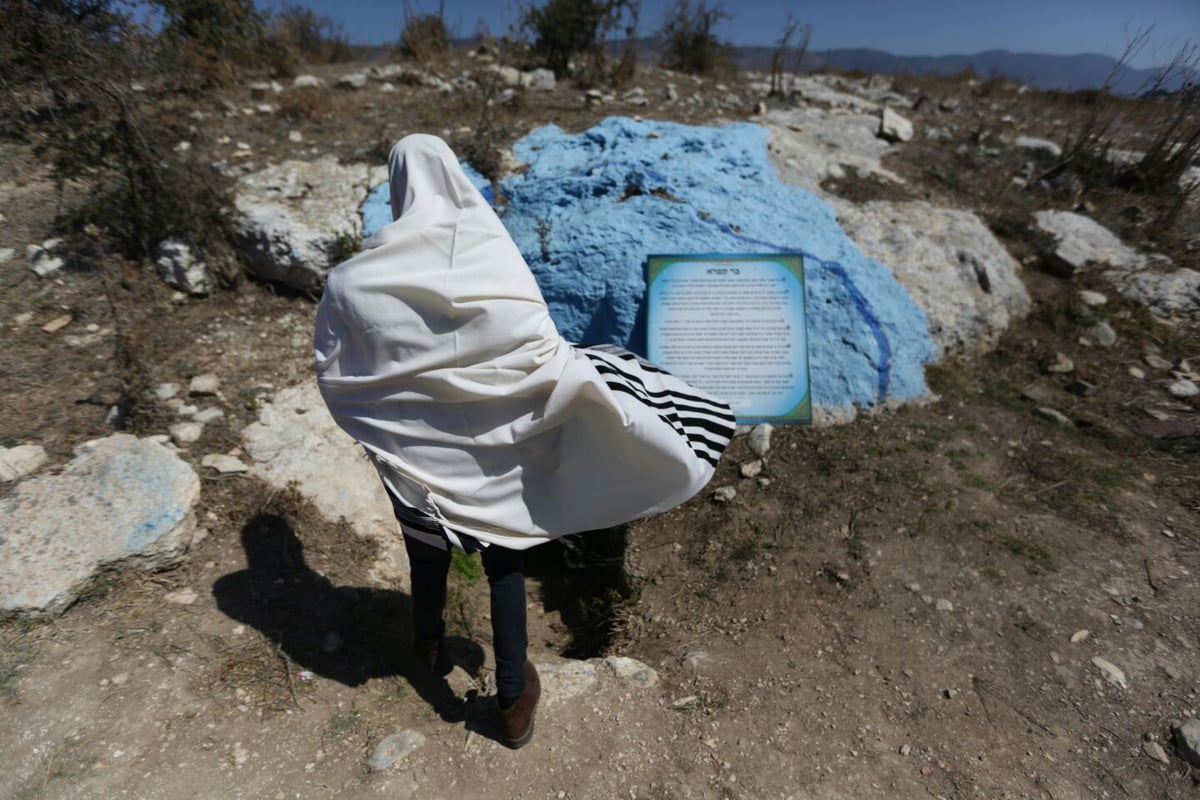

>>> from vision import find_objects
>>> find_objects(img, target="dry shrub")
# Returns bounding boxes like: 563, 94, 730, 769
520, 0, 640, 86
400, 1, 449, 62
658, 0, 731, 77
278, 86, 334, 120
270, 2, 355, 66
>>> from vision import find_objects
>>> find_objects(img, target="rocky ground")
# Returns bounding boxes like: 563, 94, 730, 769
1, 52, 1199, 799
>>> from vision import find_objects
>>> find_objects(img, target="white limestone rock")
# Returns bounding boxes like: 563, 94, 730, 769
241, 382, 406, 584
0, 435, 201, 615
0, 444, 48, 482
878, 107, 914, 143
156, 239, 212, 295
231, 157, 373, 290
1014, 136, 1062, 158
764, 107, 904, 192
521, 68, 557, 91
1033, 210, 1144, 275
836, 200, 1031, 356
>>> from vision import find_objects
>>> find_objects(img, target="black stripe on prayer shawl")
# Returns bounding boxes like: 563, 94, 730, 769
578, 348, 735, 464
599, 379, 724, 468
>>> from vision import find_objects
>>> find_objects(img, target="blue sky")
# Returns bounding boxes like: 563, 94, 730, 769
281, 0, 1199, 68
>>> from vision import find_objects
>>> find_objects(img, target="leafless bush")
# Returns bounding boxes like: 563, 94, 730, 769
399, 0, 449, 62
768, 14, 810, 97
658, 0, 731, 77
1044, 30, 1200, 230
270, 3, 355, 66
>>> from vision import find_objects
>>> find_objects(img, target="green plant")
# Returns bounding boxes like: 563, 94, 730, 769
450, 549, 483, 584
324, 707, 362, 742
521, 0, 639, 84
658, 0, 731, 76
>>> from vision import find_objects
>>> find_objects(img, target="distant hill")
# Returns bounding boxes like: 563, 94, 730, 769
787, 48, 1176, 95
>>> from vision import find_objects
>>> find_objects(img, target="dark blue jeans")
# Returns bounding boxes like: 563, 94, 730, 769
403, 534, 528, 705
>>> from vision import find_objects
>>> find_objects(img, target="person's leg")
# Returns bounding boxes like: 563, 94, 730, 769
480, 544, 527, 707
403, 534, 451, 644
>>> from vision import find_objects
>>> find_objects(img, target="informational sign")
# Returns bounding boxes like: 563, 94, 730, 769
646, 254, 811, 424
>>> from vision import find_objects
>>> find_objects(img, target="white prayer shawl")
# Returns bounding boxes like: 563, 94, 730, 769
314, 134, 735, 551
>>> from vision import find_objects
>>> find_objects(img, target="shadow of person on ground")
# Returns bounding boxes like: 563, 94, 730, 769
211, 511, 483, 723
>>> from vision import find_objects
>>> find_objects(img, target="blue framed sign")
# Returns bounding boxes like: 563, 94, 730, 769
646, 254, 811, 424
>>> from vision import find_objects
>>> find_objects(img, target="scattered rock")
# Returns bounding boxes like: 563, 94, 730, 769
292, 75, 325, 89
368, 730, 426, 770
602, 656, 659, 688
156, 239, 211, 295
681, 650, 712, 674
28, 244, 64, 278
1167, 379, 1198, 399
878, 107, 914, 142
1087, 321, 1117, 347
169, 422, 204, 445
1144, 353, 1173, 370
521, 68, 556, 91
712, 486, 737, 504
1090, 656, 1127, 689
1070, 629, 1090, 643
740, 460, 764, 479
0, 435, 201, 615
671, 695, 699, 710
201, 454, 248, 474
899, 743, 912, 756
42, 314, 72, 333
1014, 136, 1062, 158
193, 407, 225, 424
1033, 210, 1143, 276
1128, 366, 1145, 380
155, 383, 179, 401
336, 72, 368, 90
189, 374, 221, 396
0, 444, 48, 482
1041, 352, 1074, 374
1035, 407, 1072, 426
1078, 290, 1107, 306
1143, 740, 1170, 764
748, 424, 773, 457
0, 247, 14, 263
164, 587, 199, 605
1172, 719, 1200, 768
935, 599, 954, 612
1066, 379, 1097, 397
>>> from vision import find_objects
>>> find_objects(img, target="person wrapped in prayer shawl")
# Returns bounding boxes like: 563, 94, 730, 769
314, 134, 735, 749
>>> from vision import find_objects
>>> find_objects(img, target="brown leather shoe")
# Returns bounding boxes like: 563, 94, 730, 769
499, 660, 540, 749
414, 638, 452, 676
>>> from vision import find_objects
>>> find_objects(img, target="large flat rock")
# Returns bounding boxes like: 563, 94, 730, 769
0, 435, 200, 616
836, 200, 1031, 356
231, 157, 383, 291
241, 382, 407, 585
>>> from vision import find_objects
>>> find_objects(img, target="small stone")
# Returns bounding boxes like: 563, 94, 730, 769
1088, 321, 1117, 347
201, 454, 248, 474
935, 599, 954, 612
164, 587, 199, 605
1041, 352, 1074, 374
1161, 663, 1181, 680
368, 730, 426, 770
154, 383, 179, 401
740, 459, 763, 479
288, 130, 303, 143
748, 424, 773, 457
1066, 379, 1096, 397
111, 672, 129, 686
671, 695, 699, 710
681, 650, 711, 674
1070, 629, 1090, 643
1128, 367, 1145, 380
1171, 718, 1200, 768
1078, 290, 1107, 306
169, 422, 204, 444
42, 314, 72, 333
189, 373, 220, 395
193, 407, 226, 424
1143, 741, 1169, 764
1034, 407, 1072, 426
1167, 379, 1198, 399
0, 444, 48, 482
0, 247, 15, 263
712, 486, 737, 504
899, 744, 912, 756
1090, 656, 1127, 689
1144, 354, 1173, 370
